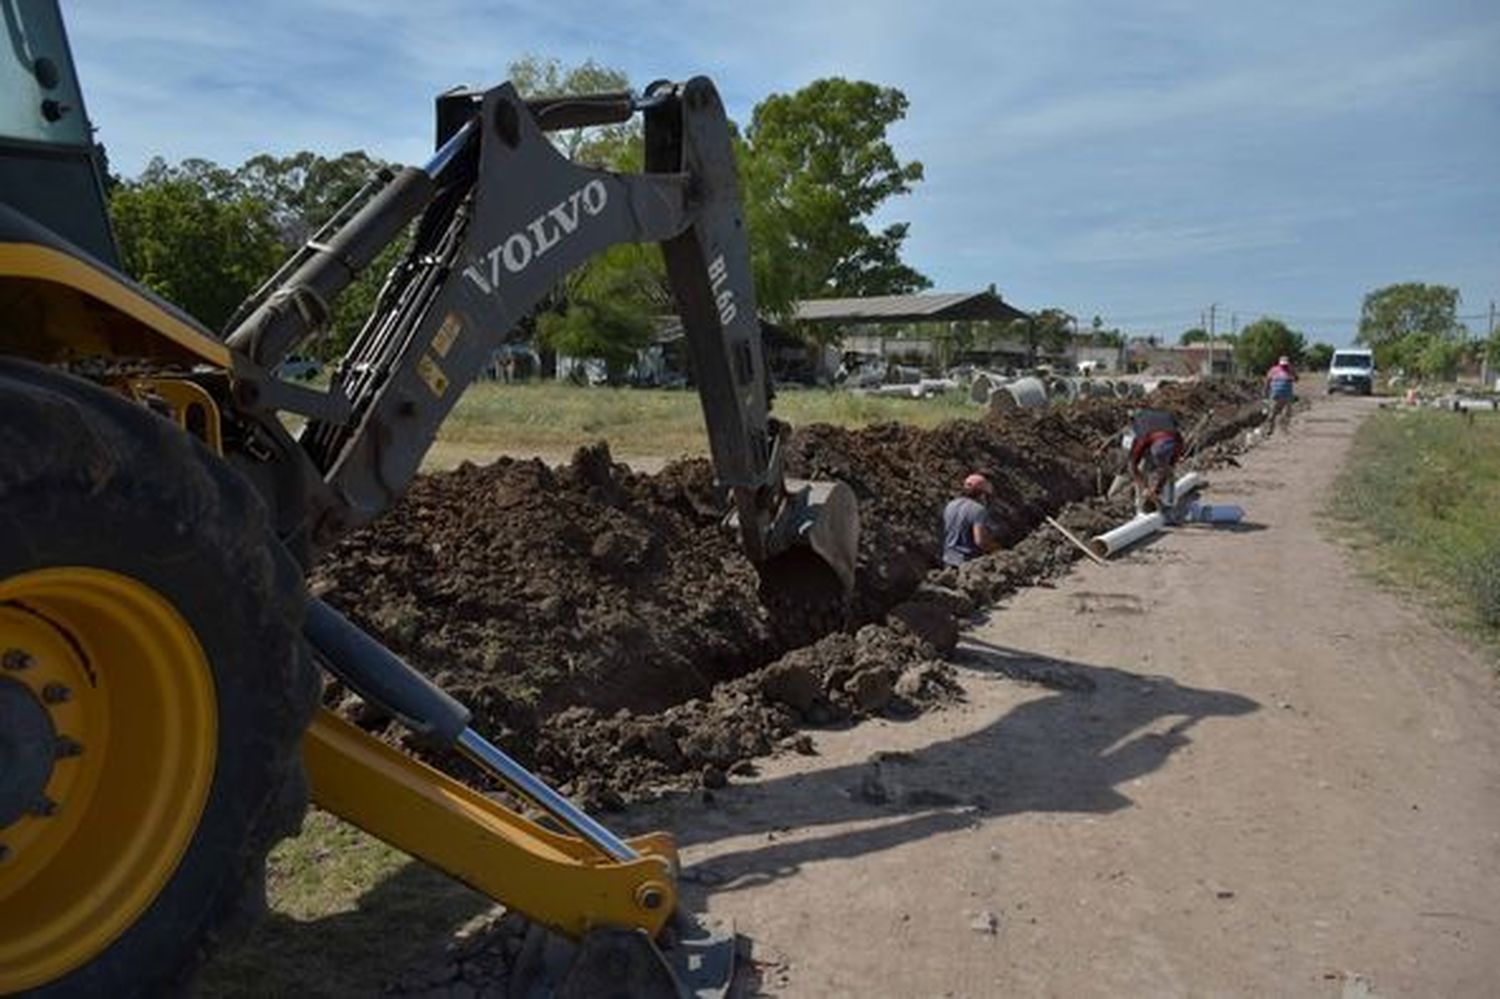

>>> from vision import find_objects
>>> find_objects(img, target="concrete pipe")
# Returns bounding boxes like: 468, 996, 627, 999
989, 375, 1049, 412
1088, 511, 1166, 558
1046, 377, 1076, 402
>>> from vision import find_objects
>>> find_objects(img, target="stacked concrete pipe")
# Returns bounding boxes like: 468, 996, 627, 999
988, 375, 1049, 412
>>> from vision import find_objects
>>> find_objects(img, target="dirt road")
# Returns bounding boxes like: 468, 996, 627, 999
657, 396, 1500, 996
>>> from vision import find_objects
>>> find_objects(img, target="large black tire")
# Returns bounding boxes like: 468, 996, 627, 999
0, 360, 320, 996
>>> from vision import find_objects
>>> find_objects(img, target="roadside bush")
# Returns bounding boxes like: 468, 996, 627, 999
1334, 410, 1500, 646
1462, 539, 1500, 629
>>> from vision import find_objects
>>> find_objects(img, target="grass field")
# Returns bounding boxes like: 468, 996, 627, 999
1333, 407, 1500, 649
426, 382, 975, 468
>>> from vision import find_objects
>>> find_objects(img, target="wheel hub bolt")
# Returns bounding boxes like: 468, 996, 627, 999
2, 648, 34, 671
55, 736, 83, 759
41, 683, 70, 704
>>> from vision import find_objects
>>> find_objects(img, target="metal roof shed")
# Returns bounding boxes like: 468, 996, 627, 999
792, 291, 1029, 325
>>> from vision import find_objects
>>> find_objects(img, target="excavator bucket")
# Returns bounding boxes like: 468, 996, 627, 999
789, 478, 861, 593
511, 914, 737, 998
753, 478, 861, 616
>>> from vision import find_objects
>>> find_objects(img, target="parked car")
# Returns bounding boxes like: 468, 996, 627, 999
1326, 348, 1375, 395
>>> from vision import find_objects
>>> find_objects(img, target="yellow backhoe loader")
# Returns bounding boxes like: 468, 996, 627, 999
0, 3, 858, 994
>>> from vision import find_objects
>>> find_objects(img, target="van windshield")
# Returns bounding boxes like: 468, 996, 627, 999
1331, 353, 1372, 370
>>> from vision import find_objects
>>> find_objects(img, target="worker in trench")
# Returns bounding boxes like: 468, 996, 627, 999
942, 472, 1003, 566
1126, 407, 1185, 514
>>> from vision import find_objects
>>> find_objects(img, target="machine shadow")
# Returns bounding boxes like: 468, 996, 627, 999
197, 859, 492, 997
660, 641, 1258, 900
200, 646, 1256, 992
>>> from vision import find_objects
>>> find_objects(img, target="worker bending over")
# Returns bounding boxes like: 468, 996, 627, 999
1127, 408, 1184, 513
942, 473, 1002, 566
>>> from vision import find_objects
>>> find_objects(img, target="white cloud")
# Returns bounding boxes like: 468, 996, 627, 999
57, 0, 1500, 337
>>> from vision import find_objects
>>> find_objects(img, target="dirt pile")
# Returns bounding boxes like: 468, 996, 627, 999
312, 380, 1264, 801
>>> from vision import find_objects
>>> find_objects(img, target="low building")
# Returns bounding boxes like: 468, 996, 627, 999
792, 290, 1038, 371
1127, 339, 1237, 376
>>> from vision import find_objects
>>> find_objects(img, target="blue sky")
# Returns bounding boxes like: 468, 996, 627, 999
67, 0, 1500, 345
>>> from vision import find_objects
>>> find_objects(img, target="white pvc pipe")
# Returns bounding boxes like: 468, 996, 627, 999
1088, 511, 1166, 558
1181, 502, 1245, 524
1174, 471, 1206, 496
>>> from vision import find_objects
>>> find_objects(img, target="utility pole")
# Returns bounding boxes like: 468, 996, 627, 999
1484, 299, 1496, 388
1207, 303, 1217, 377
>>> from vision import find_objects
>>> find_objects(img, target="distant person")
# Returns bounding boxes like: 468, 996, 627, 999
1127, 407, 1184, 513
1264, 355, 1298, 435
942, 473, 1002, 566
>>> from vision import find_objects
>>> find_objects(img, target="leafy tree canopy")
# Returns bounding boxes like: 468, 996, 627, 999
535, 243, 663, 380
741, 78, 929, 322
1009, 307, 1075, 365
110, 150, 403, 354
1304, 342, 1335, 371
110, 158, 285, 332
1357, 282, 1465, 348
1234, 317, 1306, 373
507, 55, 639, 169
1355, 282, 1471, 377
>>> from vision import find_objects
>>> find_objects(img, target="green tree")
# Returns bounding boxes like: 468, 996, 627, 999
1179, 327, 1209, 345
231, 150, 404, 356
535, 244, 660, 382
741, 78, 929, 322
1089, 317, 1125, 348
504, 57, 663, 373
1304, 342, 1335, 371
235, 151, 388, 244
1357, 282, 1466, 370
1234, 317, 1307, 373
1415, 334, 1463, 381
507, 55, 640, 169
109, 158, 284, 330
1011, 308, 1075, 366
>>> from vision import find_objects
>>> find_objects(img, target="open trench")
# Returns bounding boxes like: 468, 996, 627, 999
310, 380, 1265, 806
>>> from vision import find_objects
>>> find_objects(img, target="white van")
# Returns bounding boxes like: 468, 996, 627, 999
1327, 347, 1376, 395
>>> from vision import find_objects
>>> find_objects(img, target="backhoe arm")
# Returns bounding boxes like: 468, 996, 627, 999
226, 78, 855, 584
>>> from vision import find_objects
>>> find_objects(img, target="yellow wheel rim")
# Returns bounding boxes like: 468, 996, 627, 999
0, 568, 217, 992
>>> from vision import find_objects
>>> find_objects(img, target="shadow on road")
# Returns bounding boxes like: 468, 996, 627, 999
667, 641, 1258, 899
200, 645, 1257, 993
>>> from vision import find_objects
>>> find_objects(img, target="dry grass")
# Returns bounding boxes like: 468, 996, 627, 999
426, 382, 975, 468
